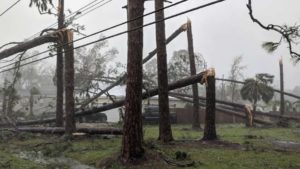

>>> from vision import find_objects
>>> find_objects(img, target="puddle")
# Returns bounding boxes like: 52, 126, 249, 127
17, 151, 95, 169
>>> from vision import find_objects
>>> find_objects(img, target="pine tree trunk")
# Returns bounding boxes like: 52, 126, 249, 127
187, 19, 201, 130
2, 79, 7, 117
29, 94, 33, 117
56, 0, 64, 127
155, 0, 173, 142
64, 30, 76, 135
121, 0, 145, 163
203, 69, 217, 140
279, 59, 285, 116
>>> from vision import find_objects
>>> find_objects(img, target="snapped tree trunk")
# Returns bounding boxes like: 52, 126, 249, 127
64, 30, 76, 135
5, 73, 206, 126
155, 0, 173, 142
79, 24, 187, 109
121, 0, 145, 163
56, 0, 65, 127
0, 34, 58, 60
187, 19, 201, 129
202, 69, 217, 140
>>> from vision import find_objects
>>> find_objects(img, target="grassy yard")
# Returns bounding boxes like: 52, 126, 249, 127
0, 124, 300, 169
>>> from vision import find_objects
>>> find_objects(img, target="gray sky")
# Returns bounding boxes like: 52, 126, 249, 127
0, 0, 299, 90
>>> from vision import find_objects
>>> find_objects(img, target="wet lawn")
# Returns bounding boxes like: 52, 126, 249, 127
0, 124, 300, 169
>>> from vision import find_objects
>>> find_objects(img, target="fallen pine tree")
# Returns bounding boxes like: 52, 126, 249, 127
16, 127, 122, 135
169, 94, 273, 125
169, 92, 300, 122
1, 72, 205, 126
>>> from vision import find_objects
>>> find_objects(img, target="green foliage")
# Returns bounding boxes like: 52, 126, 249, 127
30, 86, 40, 95
74, 36, 122, 100
29, 0, 54, 14
262, 42, 280, 53
240, 73, 274, 105
144, 49, 205, 93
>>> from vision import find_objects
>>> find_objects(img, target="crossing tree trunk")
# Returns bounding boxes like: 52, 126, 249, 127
56, 0, 64, 127
121, 0, 145, 163
202, 69, 217, 140
187, 19, 201, 129
155, 0, 173, 142
64, 30, 76, 135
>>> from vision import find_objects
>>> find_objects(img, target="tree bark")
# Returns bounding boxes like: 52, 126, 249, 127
155, 0, 173, 142
121, 0, 145, 163
202, 69, 217, 140
56, 0, 65, 127
187, 19, 201, 129
64, 30, 76, 135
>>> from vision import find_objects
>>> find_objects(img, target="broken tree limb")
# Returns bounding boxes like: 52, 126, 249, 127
169, 92, 300, 122
16, 127, 122, 135
9, 72, 205, 126
142, 23, 187, 64
0, 32, 59, 60
79, 23, 187, 109
79, 75, 127, 109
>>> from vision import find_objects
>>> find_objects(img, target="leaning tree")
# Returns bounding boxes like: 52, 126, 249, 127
240, 73, 274, 113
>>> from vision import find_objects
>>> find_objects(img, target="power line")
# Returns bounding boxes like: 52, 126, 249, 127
0, 0, 21, 17
1, 0, 113, 65
73, 0, 113, 20
0, 0, 189, 70
27, 0, 108, 40
0, 0, 226, 74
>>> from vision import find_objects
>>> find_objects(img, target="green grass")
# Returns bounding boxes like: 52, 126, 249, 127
0, 124, 300, 169
0, 150, 47, 169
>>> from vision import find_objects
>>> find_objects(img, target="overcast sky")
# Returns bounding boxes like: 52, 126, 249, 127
0, 0, 299, 91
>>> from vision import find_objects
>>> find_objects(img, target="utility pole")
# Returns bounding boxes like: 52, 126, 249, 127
56, 0, 64, 127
